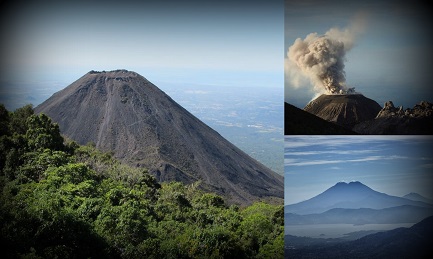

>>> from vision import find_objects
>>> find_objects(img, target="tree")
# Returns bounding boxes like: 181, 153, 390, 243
0, 104, 10, 136
9, 104, 34, 135
15, 150, 69, 183
1, 104, 285, 258
26, 113, 64, 151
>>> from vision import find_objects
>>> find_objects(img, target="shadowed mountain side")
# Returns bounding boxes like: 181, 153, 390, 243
352, 101, 433, 134
35, 70, 283, 205
285, 181, 432, 215
284, 102, 355, 134
304, 94, 382, 129
285, 205, 433, 225
353, 117, 433, 134
285, 216, 433, 259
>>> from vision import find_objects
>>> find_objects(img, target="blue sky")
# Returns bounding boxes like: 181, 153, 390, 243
285, 135, 433, 205
285, 0, 433, 109
0, 0, 283, 110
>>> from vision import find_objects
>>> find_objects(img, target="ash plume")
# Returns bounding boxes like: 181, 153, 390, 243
286, 13, 368, 95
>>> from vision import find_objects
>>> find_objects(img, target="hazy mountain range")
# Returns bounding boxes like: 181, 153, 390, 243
285, 181, 433, 225
285, 181, 433, 258
285, 181, 432, 215
285, 215, 433, 258
403, 192, 433, 204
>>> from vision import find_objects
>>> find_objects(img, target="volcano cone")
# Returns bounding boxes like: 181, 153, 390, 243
35, 69, 283, 205
304, 94, 382, 129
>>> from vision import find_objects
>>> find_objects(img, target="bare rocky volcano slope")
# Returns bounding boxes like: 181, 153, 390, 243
353, 100, 433, 134
35, 70, 283, 205
304, 94, 382, 129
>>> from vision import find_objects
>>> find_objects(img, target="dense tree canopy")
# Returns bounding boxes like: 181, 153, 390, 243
0, 105, 283, 258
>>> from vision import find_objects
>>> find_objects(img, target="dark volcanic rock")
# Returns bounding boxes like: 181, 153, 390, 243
304, 94, 382, 129
284, 102, 355, 134
353, 100, 433, 134
35, 69, 283, 205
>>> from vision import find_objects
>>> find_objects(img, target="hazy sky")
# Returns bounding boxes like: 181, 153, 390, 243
284, 135, 433, 205
0, 0, 283, 110
285, 0, 433, 109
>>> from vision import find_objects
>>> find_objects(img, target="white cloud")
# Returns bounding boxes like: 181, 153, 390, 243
287, 149, 379, 156
284, 135, 433, 149
285, 155, 408, 167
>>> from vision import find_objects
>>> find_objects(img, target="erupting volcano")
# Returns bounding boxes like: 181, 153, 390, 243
284, 13, 383, 130
286, 12, 367, 96
304, 94, 382, 129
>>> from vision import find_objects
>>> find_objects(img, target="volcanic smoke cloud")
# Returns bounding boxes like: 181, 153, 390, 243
286, 13, 367, 95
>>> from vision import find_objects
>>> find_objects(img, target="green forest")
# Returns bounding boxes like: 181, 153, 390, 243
0, 104, 284, 258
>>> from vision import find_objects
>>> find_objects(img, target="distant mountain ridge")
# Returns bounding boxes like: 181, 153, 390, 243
353, 100, 433, 134
35, 69, 283, 205
286, 215, 433, 258
285, 181, 432, 215
403, 192, 433, 204
286, 205, 433, 225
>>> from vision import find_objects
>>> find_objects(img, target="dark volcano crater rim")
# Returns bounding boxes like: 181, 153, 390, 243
312, 93, 371, 104
321, 93, 365, 99
87, 69, 140, 78
89, 69, 132, 74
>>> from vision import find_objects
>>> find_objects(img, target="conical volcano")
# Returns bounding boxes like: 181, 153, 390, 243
304, 94, 382, 129
285, 181, 431, 215
35, 69, 283, 205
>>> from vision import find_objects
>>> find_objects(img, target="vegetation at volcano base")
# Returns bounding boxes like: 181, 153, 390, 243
0, 104, 283, 258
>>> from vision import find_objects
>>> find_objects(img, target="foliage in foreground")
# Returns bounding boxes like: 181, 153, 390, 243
0, 104, 283, 258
